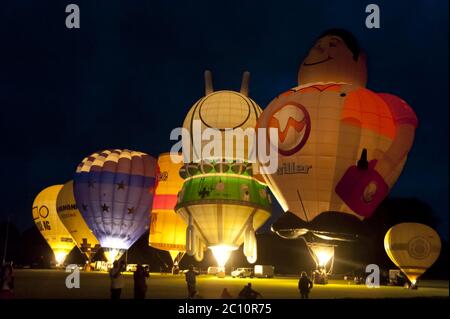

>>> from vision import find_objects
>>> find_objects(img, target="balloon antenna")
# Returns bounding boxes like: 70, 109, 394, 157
204, 70, 214, 95
240, 71, 250, 96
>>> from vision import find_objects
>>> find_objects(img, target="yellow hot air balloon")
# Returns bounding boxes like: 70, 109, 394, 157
149, 153, 186, 265
56, 180, 100, 263
32, 185, 76, 266
384, 223, 441, 287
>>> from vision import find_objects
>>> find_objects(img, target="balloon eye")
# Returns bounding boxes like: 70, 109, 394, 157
330, 42, 337, 48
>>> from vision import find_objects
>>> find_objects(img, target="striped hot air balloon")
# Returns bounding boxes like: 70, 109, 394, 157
149, 153, 186, 265
73, 149, 157, 262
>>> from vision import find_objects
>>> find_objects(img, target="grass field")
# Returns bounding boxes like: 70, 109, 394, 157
12, 269, 449, 299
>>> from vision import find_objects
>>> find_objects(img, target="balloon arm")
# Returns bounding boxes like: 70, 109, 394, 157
373, 124, 415, 180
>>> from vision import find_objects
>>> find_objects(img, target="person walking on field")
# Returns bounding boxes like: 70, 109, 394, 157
133, 264, 149, 299
185, 265, 199, 298
109, 260, 124, 300
298, 271, 313, 299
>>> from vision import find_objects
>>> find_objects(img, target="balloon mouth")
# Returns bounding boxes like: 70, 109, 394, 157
54, 251, 69, 266
307, 243, 335, 269
303, 56, 333, 66
209, 245, 238, 268
104, 248, 125, 263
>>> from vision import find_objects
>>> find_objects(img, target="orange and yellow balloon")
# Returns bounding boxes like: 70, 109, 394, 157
149, 153, 186, 264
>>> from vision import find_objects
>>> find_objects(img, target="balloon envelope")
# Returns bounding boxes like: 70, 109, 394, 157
149, 153, 186, 263
257, 84, 418, 244
73, 149, 157, 259
384, 223, 441, 284
32, 185, 76, 265
56, 180, 100, 258
176, 73, 272, 266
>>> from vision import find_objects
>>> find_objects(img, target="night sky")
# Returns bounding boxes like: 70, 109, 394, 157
0, 0, 448, 239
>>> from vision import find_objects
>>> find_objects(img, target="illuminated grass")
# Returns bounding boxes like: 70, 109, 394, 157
13, 270, 449, 299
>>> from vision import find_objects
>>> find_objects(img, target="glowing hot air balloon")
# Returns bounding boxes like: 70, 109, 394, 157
149, 153, 186, 266
258, 29, 418, 282
384, 223, 441, 288
56, 180, 100, 262
32, 185, 76, 266
259, 29, 417, 234
176, 71, 272, 270
73, 149, 157, 263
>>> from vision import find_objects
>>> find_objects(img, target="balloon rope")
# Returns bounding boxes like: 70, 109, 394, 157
296, 189, 309, 222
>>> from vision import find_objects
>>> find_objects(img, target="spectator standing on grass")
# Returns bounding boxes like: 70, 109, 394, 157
0, 264, 14, 299
298, 271, 313, 299
109, 260, 124, 300
134, 264, 149, 299
185, 265, 199, 298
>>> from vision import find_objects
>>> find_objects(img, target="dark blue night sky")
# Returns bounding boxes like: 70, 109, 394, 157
0, 0, 448, 238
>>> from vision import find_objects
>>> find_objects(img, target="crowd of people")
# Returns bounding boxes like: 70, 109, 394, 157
108, 262, 314, 300
0, 261, 319, 300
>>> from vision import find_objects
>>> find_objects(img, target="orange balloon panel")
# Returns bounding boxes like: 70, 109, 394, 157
257, 84, 415, 222
149, 153, 186, 253
384, 223, 441, 284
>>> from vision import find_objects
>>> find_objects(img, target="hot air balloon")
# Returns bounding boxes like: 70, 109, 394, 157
32, 185, 76, 266
56, 180, 100, 264
384, 223, 441, 288
176, 71, 272, 271
73, 149, 157, 263
149, 153, 186, 268
257, 29, 418, 281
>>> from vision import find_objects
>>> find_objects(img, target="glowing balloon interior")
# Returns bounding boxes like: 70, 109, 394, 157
307, 243, 335, 271
73, 149, 157, 262
32, 185, 76, 266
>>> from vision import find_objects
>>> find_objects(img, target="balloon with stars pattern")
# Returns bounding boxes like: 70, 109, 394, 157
73, 149, 157, 262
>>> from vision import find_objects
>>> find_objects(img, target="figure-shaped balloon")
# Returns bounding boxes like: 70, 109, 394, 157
73, 149, 157, 262
384, 223, 441, 287
32, 185, 76, 266
56, 180, 100, 262
176, 71, 272, 268
149, 153, 186, 265
258, 29, 418, 238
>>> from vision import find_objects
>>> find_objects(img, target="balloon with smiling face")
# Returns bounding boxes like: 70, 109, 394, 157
298, 29, 367, 87
257, 29, 418, 239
